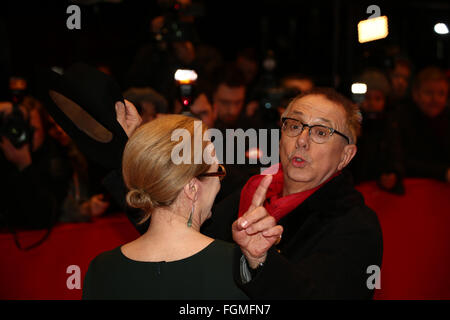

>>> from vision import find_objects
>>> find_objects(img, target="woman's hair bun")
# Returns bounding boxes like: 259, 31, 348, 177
126, 189, 155, 211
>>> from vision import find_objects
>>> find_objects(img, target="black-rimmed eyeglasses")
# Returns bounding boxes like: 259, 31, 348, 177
281, 117, 351, 144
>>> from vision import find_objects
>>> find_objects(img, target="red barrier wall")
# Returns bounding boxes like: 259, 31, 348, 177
0, 178, 449, 300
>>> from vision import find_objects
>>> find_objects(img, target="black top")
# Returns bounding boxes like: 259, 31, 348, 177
82, 239, 248, 300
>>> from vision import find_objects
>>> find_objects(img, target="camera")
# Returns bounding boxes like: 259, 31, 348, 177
0, 103, 34, 149
174, 69, 198, 111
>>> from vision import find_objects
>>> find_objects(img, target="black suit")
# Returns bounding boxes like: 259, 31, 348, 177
202, 169, 383, 299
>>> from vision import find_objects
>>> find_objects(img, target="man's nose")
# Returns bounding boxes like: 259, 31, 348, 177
295, 127, 310, 149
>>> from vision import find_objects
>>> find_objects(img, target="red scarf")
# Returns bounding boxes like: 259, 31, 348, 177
238, 164, 339, 221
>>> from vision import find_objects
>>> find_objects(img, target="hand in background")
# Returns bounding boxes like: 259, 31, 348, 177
88, 194, 110, 218
0, 137, 32, 171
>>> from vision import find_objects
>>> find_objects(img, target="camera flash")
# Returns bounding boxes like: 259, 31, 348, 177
174, 69, 198, 84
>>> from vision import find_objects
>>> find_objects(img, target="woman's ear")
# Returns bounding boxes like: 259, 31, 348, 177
183, 178, 198, 202
338, 144, 357, 171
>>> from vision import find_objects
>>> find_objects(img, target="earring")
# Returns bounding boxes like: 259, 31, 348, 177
187, 203, 194, 227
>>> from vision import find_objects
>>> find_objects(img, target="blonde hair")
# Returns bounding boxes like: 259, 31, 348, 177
122, 115, 210, 224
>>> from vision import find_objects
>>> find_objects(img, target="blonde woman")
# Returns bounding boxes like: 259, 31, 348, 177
82, 114, 248, 299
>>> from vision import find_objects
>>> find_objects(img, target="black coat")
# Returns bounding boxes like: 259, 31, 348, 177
202, 169, 383, 299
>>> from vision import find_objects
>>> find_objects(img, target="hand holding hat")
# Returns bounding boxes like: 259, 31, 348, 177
39, 63, 135, 170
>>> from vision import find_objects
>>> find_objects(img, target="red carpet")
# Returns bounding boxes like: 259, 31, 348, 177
0, 178, 449, 299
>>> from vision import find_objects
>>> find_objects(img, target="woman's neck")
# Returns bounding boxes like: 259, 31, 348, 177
122, 208, 213, 262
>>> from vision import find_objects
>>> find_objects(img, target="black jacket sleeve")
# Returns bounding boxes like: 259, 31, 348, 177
233, 206, 383, 300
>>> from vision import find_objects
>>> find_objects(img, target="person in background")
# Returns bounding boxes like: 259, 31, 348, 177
0, 97, 70, 229
348, 69, 404, 194
208, 63, 251, 130
172, 84, 217, 129
46, 117, 110, 223
392, 66, 450, 182
281, 73, 315, 94
387, 57, 412, 108
123, 87, 168, 124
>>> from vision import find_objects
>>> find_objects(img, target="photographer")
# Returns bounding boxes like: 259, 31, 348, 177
126, 0, 200, 108
0, 97, 70, 230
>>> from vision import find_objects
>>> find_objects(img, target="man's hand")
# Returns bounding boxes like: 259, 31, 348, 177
0, 137, 32, 171
115, 99, 142, 138
232, 175, 283, 269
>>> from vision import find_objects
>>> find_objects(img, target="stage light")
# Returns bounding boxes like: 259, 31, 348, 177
351, 83, 367, 94
434, 23, 449, 35
358, 16, 389, 43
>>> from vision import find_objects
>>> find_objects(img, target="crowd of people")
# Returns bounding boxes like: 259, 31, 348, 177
1, 38, 448, 231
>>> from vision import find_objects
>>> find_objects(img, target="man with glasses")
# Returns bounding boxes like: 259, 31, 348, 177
203, 87, 383, 299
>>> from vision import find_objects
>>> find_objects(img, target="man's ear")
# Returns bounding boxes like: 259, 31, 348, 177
337, 144, 357, 171
183, 178, 198, 202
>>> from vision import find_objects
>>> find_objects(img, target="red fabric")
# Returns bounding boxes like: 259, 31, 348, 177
0, 179, 449, 300
0, 214, 139, 300
238, 164, 339, 221
356, 179, 450, 300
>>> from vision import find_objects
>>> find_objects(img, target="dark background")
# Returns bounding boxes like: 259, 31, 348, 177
0, 0, 449, 97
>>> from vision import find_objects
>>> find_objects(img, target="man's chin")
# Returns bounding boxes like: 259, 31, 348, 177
285, 166, 313, 184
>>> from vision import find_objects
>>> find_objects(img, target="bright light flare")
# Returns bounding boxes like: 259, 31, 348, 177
358, 16, 389, 43
434, 23, 449, 35
351, 83, 367, 94
174, 69, 198, 84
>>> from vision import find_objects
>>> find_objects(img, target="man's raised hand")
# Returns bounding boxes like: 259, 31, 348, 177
232, 175, 283, 269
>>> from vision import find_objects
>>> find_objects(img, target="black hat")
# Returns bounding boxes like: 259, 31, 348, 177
39, 63, 128, 170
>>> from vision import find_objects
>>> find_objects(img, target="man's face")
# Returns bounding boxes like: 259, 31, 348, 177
213, 84, 246, 126
413, 80, 448, 118
361, 89, 386, 113
190, 93, 217, 128
280, 95, 356, 194
390, 64, 411, 98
